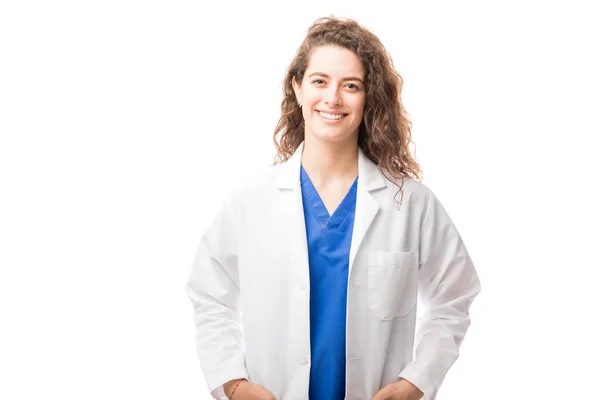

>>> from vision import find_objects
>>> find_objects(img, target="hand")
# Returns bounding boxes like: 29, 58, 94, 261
371, 379, 424, 400
224, 379, 277, 400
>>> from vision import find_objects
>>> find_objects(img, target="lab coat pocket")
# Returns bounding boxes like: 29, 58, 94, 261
368, 251, 418, 321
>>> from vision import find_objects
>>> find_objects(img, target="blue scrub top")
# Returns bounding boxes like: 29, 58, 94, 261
300, 165, 358, 400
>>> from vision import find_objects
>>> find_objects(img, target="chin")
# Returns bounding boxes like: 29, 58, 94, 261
313, 131, 356, 144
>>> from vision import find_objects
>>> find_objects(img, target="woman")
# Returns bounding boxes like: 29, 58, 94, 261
187, 16, 480, 400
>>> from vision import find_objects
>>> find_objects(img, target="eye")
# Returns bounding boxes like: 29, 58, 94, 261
312, 79, 325, 85
346, 83, 361, 90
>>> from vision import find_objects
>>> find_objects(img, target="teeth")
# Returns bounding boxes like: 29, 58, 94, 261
319, 111, 345, 120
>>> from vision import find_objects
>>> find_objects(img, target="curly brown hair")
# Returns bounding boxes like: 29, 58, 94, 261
272, 16, 423, 207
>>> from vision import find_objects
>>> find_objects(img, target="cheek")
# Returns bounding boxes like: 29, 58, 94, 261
352, 103, 366, 119
350, 96, 365, 111
307, 94, 322, 107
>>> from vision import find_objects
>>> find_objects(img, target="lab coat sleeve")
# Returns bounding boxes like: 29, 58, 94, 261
398, 189, 481, 399
186, 195, 248, 400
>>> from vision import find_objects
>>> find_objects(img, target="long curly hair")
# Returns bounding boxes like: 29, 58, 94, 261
272, 16, 423, 207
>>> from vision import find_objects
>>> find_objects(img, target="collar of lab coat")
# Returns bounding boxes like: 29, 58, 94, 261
275, 141, 388, 192
274, 140, 389, 281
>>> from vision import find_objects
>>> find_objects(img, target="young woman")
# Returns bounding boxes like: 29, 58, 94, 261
187, 16, 480, 400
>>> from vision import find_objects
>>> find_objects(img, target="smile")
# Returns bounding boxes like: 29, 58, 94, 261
318, 111, 347, 120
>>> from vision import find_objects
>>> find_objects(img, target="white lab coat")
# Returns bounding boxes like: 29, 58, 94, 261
186, 142, 480, 400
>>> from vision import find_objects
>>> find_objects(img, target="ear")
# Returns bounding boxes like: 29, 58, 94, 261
292, 76, 302, 103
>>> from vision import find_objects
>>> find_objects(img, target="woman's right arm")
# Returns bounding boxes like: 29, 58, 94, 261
186, 195, 249, 400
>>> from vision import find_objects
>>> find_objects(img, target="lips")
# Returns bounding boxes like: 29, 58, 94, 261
317, 110, 348, 120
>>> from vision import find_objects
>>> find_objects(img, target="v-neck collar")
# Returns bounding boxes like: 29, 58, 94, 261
300, 165, 358, 229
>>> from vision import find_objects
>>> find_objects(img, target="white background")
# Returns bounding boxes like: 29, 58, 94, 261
1, 1, 599, 399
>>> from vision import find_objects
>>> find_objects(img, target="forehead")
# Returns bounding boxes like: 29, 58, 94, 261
305, 46, 364, 78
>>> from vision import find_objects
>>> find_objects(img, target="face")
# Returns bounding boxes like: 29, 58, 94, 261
293, 46, 366, 145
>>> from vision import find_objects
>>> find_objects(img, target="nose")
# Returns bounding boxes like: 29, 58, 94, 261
323, 86, 342, 107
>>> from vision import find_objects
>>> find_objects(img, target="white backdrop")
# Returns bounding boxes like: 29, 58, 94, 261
1, 1, 599, 399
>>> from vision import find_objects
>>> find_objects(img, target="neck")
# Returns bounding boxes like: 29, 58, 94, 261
300, 135, 358, 187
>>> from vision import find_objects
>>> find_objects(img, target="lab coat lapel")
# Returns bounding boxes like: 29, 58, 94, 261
275, 142, 309, 283
349, 148, 387, 277
274, 142, 388, 281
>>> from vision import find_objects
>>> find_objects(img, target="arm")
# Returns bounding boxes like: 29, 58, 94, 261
398, 189, 481, 399
186, 195, 248, 400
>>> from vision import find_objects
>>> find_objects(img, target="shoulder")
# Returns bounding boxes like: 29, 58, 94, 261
380, 174, 437, 210
219, 162, 283, 206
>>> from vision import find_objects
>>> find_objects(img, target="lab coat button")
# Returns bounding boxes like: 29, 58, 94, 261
298, 354, 309, 365
298, 280, 308, 290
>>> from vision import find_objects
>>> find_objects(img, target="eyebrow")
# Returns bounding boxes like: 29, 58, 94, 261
308, 72, 364, 84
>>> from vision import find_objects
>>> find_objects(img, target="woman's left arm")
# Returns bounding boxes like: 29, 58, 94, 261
398, 188, 481, 400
